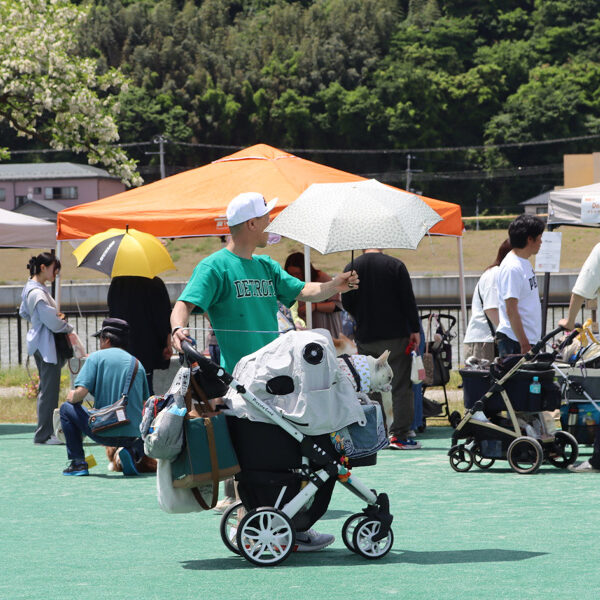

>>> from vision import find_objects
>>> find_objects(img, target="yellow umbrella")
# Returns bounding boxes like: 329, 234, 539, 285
73, 226, 175, 278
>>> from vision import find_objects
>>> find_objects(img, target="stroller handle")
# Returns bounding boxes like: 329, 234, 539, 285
180, 340, 233, 385
526, 325, 569, 358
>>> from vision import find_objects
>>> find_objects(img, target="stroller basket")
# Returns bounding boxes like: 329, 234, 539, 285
461, 366, 561, 413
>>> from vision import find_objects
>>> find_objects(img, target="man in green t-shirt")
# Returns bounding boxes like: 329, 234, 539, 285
171, 192, 359, 371
170, 191, 359, 552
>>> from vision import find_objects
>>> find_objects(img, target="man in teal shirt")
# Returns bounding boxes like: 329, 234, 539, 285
60, 318, 149, 476
170, 191, 359, 551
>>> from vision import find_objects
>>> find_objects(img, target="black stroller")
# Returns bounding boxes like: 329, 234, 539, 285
420, 313, 458, 427
449, 327, 580, 474
181, 339, 393, 567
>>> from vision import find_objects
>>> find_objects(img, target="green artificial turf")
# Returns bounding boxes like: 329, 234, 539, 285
1, 424, 598, 600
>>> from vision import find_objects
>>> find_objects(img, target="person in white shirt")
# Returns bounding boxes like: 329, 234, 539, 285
496, 215, 545, 356
463, 239, 512, 361
559, 242, 600, 331
560, 244, 600, 473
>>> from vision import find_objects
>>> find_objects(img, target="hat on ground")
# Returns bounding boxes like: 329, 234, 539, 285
92, 317, 130, 338
226, 192, 278, 227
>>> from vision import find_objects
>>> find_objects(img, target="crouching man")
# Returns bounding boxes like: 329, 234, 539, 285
60, 318, 149, 476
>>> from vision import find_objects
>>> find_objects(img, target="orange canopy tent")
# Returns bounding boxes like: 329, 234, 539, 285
56, 144, 463, 240
55, 144, 466, 324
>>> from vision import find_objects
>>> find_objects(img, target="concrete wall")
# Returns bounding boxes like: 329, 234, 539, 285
0, 274, 581, 313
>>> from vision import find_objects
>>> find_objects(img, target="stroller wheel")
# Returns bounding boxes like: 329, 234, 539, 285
352, 518, 394, 560
547, 430, 579, 468
449, 445, 474, 472
507, 436, 543, 474
472, 447, 495, 470
341, 513, 365, 553
236, 507, 295, 567
219, 501, 245, 555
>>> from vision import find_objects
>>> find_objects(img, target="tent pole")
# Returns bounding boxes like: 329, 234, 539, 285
541, 223, 555, 335
55, 240, 62, 311
457, 236, 467, 334
304, 244, 312, 329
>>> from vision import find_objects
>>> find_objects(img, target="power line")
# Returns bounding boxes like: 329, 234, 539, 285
6, 131, 600, 157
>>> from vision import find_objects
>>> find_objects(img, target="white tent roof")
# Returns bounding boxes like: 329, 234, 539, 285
0, 208, 57, 248
548, 182, 600, 227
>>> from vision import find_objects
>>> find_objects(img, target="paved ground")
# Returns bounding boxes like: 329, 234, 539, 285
1, 423, 599, 600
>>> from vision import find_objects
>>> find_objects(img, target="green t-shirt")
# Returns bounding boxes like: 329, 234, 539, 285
178, 248, 305, 372
74, 347, 149, 438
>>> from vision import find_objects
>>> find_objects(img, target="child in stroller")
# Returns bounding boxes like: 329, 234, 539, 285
181, 329, 393, 566
450, 326, 580, 474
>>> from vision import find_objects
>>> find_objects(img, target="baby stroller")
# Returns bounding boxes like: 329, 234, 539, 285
180, 331, 393, 567
553, 331, 600, 445
420, 313, 458, 427
449, 326, 580, 474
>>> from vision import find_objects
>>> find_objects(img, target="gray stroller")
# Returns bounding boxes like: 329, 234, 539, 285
181, 330, 393, 566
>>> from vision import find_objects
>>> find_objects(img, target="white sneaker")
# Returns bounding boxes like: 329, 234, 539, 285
568, 460, 600, 473
213, 496, 236, 514
294, 528, 335, 551
407, 429, 416, 438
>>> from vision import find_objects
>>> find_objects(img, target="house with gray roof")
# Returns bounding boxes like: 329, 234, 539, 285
519, 190, 551, 216
0, 162, 125, 220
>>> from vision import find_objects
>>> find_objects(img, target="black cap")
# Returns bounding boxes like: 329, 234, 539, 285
92, 317, 130, 338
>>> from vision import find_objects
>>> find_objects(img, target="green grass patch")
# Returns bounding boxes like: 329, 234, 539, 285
0, 366, 33, 387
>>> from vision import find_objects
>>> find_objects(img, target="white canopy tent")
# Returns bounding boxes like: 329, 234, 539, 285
548, 182, 600, 227
0, 208, 57, 248
541, 183, 600, 331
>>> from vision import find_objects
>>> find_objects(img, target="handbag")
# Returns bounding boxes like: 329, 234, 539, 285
410, 351, 426, 384
88, 357, 139, 433
54, 331, 73, 360
53, 407, 66, 443
170, 375, 240, 510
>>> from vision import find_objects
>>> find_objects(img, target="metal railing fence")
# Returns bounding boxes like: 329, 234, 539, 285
0, 303, 591, 369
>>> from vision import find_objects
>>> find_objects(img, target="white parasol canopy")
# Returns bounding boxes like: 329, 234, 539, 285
265, 179, 442, 254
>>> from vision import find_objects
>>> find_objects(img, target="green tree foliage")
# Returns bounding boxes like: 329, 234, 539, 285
9, 0, 600, 209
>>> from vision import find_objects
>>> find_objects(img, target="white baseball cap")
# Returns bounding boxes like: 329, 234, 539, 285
226, 192, 278, 227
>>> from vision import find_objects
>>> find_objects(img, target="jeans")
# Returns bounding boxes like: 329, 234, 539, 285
59, 401, 141, 462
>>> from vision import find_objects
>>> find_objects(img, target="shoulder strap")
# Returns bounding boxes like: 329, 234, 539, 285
477, 283, 496, 336
340, 354, 361, 392
122, 356, 139, 397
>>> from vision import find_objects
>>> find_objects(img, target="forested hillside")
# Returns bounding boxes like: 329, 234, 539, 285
6, 0, 600, 213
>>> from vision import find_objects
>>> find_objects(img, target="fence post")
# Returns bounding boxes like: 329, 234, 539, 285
16, 311, 22, 365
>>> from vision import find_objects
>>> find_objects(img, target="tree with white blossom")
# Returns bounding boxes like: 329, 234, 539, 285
0, 0, 142, 186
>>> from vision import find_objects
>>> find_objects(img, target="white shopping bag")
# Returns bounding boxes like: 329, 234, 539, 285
410, 351, 426, 384
156, 458, 213, 514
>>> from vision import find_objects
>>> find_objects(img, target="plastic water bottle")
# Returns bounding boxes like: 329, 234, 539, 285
529, 376, 541, 395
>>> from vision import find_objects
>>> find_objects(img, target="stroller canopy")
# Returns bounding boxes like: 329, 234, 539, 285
224, 329, 366, 435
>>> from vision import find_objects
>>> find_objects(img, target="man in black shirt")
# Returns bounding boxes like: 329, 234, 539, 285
342, 249, 421, 449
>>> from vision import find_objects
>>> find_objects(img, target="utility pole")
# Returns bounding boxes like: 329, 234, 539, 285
145, 135, 169, 179
406, 154, 413, 191
405, 154, 422, 192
